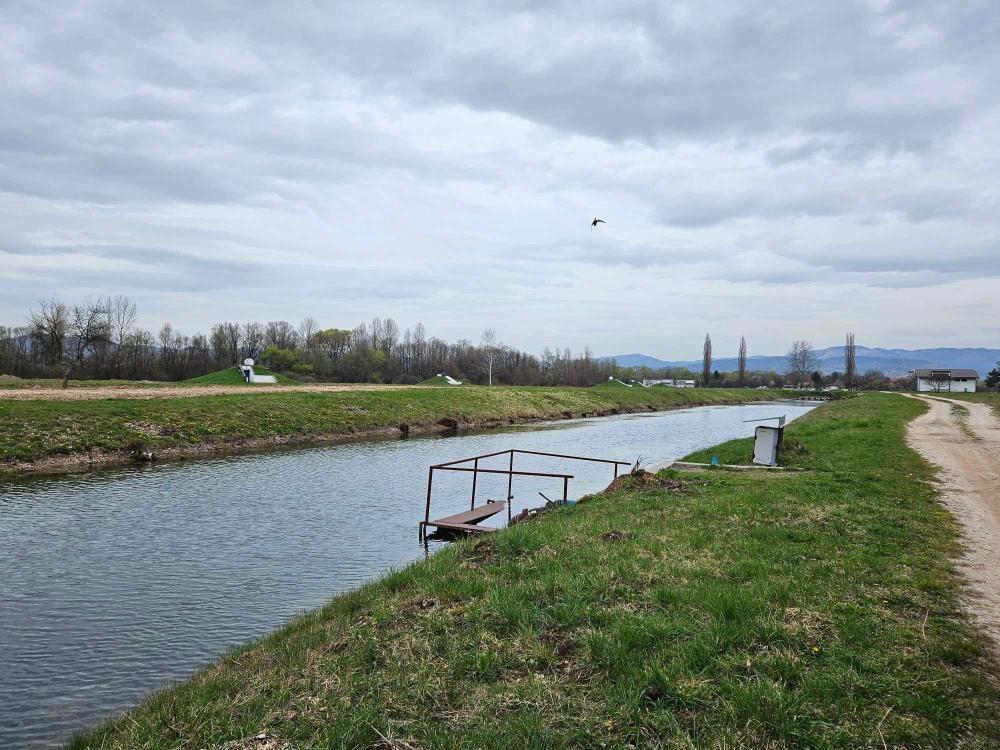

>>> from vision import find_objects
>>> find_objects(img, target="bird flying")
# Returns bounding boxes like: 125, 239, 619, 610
591, 217, 606, 228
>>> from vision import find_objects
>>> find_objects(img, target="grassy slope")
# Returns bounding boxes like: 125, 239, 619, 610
1, 387, 772, 466
419, 374, 463, 386
185, 366, 297, 385
70, 394, 999, 749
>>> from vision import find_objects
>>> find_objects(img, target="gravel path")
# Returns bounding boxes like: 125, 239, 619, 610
0, 383, 421, 401
906, 394, 1000, 655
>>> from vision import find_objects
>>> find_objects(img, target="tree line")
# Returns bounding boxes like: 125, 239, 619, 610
0, 296, 616, 386
0, 298, 942, 391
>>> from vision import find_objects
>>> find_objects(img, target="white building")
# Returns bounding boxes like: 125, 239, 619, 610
642, 378, 696, 388
914, 368, 977, 393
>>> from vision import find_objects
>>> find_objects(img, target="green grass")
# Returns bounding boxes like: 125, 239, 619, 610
67, 394, 1000, 748
0, 376, 178, 389
592, 378, 634, 390
938, 391, 1000, 419
0, 387, 776, 469
185, 366, 297, 385
419, 374, 464, 386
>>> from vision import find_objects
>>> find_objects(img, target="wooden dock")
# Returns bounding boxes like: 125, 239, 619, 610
419, 448, 632, 542
425, 501, 506, 536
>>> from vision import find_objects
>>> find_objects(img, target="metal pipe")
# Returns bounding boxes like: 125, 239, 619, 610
511, 449, 631, 466
507, 450, 514, 522
470, 458, 479, 510
433, 467, 574, 479
432, 448, 515, 468
423, 467, 434, 535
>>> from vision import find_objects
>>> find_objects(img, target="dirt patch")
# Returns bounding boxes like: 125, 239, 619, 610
601, 530, 633, 542
221, 732, 289, 750
458, 538, 501, 569
604, 470, 684, 493
906, 394, 1000, 656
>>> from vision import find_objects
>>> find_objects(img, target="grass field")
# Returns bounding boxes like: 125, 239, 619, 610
1, 386, 776, 471
0, 375, 178, 389
68, 394, 1000, 749
185, 366, 297, 385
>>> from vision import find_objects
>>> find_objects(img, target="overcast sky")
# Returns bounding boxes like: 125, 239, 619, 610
2, 1, 998, 358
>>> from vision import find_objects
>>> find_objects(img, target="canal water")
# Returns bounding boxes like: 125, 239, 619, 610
0, 401, 815, 748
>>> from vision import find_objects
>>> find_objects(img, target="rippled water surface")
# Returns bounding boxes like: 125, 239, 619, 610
0, 401, 815, 748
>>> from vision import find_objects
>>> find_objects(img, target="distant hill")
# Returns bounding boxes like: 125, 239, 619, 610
602, 346, 1000, 378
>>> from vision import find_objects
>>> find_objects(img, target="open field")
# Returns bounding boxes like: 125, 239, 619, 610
0, 381, 410, 401
68, 394, 1000, 749
0, 386, 778, 475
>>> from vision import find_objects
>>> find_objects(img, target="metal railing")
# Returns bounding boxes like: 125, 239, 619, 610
420, 449, 632, 539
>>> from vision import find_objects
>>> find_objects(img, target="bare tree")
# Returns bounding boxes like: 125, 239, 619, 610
702, 333, 712, 387
242, 322, 264, 360
298, 317, 318, 353
480, 328, 498, 386
787, 340, 818, 388
211, 322, 241, 366
264, 320, 298, 350
844, 332, 857, 388
61, 299, 110, 387
737, 335, 748, 386
28, 299, 69, 366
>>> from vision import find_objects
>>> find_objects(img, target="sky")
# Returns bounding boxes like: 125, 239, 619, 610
2, 0, 999, 359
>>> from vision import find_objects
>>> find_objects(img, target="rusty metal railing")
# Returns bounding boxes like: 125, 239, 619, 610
419, 449, 632, 540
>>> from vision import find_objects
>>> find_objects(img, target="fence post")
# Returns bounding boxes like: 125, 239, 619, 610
471, 458, 479, 510
507, 451, 514, 521
422, 468, 434, 540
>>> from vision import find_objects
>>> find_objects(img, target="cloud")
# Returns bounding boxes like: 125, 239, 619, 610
1, 0, 999, 355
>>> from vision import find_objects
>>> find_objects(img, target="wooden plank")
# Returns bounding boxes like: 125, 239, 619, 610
429, 521, 498, 534
429, 501, 506, 528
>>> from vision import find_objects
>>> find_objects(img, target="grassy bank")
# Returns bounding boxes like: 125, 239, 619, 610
1, 386, 774, 473
69, 394, 1000, 748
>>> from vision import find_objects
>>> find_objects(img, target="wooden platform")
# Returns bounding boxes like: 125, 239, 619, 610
426, 501, 506, 535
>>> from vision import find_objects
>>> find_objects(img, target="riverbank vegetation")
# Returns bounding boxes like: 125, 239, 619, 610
69, 394, 1000, 748
0, 386, 774, 473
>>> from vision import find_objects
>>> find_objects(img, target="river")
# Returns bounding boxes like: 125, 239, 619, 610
0, 401, 815, 748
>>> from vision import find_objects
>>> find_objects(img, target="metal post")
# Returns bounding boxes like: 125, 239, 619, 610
562, 476, 569, 505
614, 463, 619, 480
422, 467, 434, 540
470, 458, 479, 510
507, 450, 514, 522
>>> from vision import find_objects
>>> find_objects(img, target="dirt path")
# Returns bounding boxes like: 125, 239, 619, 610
906, 394, 1000, 653
0, 383, 421, 401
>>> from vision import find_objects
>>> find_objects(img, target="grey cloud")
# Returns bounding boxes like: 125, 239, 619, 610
2, 0, 999, 352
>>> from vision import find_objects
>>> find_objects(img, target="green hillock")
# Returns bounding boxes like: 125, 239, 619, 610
419, 374, 463, 386
184, 366, 295, 385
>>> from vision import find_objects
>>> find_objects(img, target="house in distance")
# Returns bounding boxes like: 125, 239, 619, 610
914, 368, 978, 393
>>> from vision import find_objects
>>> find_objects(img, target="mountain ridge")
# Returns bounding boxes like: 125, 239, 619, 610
601, 346, 1000, 377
